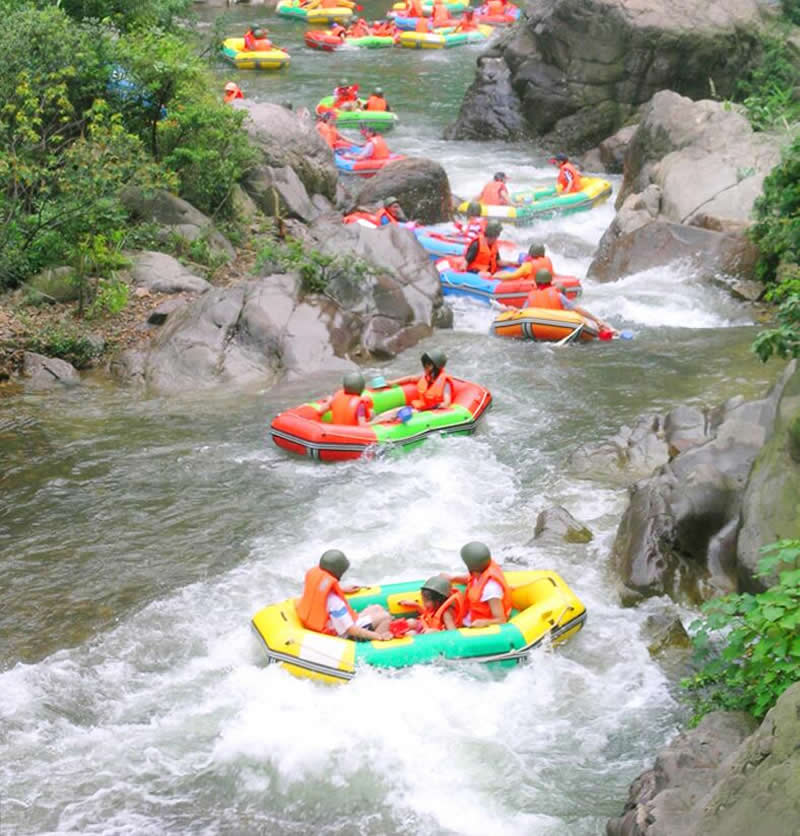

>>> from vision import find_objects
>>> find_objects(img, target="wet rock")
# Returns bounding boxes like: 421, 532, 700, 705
642, 610, 690, 656
120, 188, 235, 260
22, 352, 80, 389
129, 252, 212, 295
354, 158, 453, 225
147, 298, 187, 326
243, 164, 317, 222
580, 125, 639, 174
531, 505, 593, 545
109, 349, 146, 384
236, 100, 338, 202
663, 405, 708, 458
449, 0, 764, 149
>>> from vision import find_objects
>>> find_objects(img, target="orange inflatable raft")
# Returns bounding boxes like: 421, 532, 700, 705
491, 308, 598, 343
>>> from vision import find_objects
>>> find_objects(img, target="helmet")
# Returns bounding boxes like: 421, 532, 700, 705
339, 78, 349, 87
320, 111, 333, 122
342, 372, 365, 394
460, 541, 491, 573
421, 574, 451, 599
493, 171, 506, 181
466, 201, 482, 217
319, 549, 350, 579
383, 196, 401, 208
485, 221, 502, 238
374, 87, 384, 95
421, 348, 447, 370
528, 243, 545, 257
252, 26, 267, 38
535, 268, 553, 285
224, 81, 238, 92
550, 153, 568, 164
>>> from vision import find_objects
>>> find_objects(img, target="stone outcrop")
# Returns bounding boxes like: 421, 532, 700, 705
580, 124, 639, 174
607, 682, 800, 836
530, 505, 593, 545
610, 362, 796, 604
22, 352, 80, 389
128, 252, 211, 295
116, 222, 448, 390
447, 0, 764, 149
353, 158, 453, 225
589, 91, 784, 283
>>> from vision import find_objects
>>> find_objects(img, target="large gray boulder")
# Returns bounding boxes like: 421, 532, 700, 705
353, 158, 453, 225
128, 251, 211, 295
607, 682, 800, 836
236, 101, 338, 203
22, 352, 80, 389
611, 366, 793, 603
132, 223, 449, 391
447, 0, 765, 149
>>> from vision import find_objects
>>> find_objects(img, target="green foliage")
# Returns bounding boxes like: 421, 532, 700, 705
87, 276, 130, 319
782, 0, 800, 25
682, 540, 800, 723
752, 276, 800, 361
736, 36, 800, 132
25, 323, 103, 369
57, 0, 193, 30
256, 237, 370, 294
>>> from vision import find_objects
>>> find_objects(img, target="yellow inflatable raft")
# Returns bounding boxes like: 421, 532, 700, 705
220, 38, 290, 71
277, 0, 355, 25
251, 569, 587, 684
397, 24, 493, 48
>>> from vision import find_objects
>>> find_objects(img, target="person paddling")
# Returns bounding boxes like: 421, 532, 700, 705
450, 541, 512, 628
399, 575, 462, 633
550, 153, 582, 194
523, 269, 614, 334
498, 243, 555, 281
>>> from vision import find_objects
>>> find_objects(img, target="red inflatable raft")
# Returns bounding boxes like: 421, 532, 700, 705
270, 375, 492, 461
304, 30, 341, 50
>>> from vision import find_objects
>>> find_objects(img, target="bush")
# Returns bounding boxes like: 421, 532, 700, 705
25, 323, 103, 369
57, 0, 193, 30
735, 36, 800, 132
682, 540, 800, 722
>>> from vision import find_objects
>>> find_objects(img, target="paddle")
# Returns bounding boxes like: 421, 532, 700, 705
555, 324, 584, 346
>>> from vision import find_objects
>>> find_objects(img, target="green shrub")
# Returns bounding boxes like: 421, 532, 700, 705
682, 540, 800, 722
782, 0, 800, 25
57, 0, 193, 30
87, 276, 130, 319
752, 277, 800, 361
25, 324, 103, 368
736, 36, 800, 132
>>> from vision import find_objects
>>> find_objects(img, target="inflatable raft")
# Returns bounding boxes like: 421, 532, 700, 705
389, 0, 469, 16
456, 177, 613, 224
398, 24, 493, 48
316, 96, 399, 132
492, 307, 598, 342
219, 38, 290, 71
335, 149, 406, 176
437, 262, 582, 307
252, 569, 587, 683
277, 0, 354, 24
473, 2, 520, 23
304, 29, 396, 49
270, 375, 492, 461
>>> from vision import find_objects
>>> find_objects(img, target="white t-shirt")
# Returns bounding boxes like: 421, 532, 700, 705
326, 593, 371, 636
462, 579, 503, 627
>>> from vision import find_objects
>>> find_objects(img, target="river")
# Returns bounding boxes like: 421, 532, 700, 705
0, 5, 780, 834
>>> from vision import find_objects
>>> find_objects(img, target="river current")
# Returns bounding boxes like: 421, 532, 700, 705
0, 5, 780, 834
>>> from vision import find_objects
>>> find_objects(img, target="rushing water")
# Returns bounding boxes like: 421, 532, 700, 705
0, 6, 781, 834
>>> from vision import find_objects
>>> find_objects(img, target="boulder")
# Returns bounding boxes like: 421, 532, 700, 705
243, 163, 317, 222
608, 683, 800, 836
147, 298, 187, 326
129, 252, 211, 295
22, 352, 80, 389
448, 0, 764, 149
28, 266, 78, 303
530, 505, 593, 544
580, 124, 639, 174
353, 158, 453, 225
120, 187, 235, 260
236, 100, 338, 202
736, 360, 800, 590
611, 370, 790, 603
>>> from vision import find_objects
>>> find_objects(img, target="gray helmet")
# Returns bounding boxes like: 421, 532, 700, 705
535, 268, 553, 285
421, 348, 447, 370
319, 549, 349, 579
466, 201, 482, 217
493, 171, 507, 181
528, 243, 545, 257
485, 221, 502, 238
383, 196, 401, 208
252, 26, 267, 37
374, 87, 384, 95
421, 574, 451, 599
460, 541, 491, 573
342, 372, 365, 395
339, 78, 348, 87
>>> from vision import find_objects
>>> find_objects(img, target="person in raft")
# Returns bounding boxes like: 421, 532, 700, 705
315, 373, 373, 425
454, 201, 486, 239
371, 348, 453, 422
450, 541, 512, 628
453, 9, 479, 32
296, 549, 392, 641
315, 111, 350, 150
464, 221, 513, 275
550, 153, 582, 194
332, 79, 360, 111
498, 242, 555, 281
376, 196, 407, 224
399, 574, 463, 633
223, 82, 244, 105
477, 171, 511, 206
524, 269, 614, 334
243, 25, 272, 51
344, 125, 390, 161
365, 87, 391, 112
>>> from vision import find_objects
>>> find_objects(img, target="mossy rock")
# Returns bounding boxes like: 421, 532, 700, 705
29, 267, 78, 303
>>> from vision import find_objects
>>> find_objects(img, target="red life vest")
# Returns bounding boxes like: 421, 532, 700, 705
244, 32, 272, 51
524, 286, 563, 309
333, 86, 357, 107
368, 134, 390, 160
486, 0, 503, 14
523, 255, 554, 275
466, 233, 499, 274
295, 566, 356, 635
432, 3, 451, 25
557, 162, 582, 194
411, 368, 453, 410
464, 560, 512, 623
329, 389, 371, 424
316, 121, 337, 149
408, 0, 424, 15
365, 95, 387, 112
420, 593, 464, 630
374, 207, 397, 225
477, 180, 507, 205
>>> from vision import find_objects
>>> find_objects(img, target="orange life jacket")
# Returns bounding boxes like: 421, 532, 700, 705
523, 255, 554, 275
557, 162, 582, 194
477, 180, 507, 205
420, 593, 463, 630
367, 134, 390, 160
374, 207, 397, 225
456, 16, 478, 30
432, 3, 451, 25
415, 17, 430, 31
408, 0, 424, 15
348, 20, 370, 36
329, 389, 371, 424
321, 0, 340, 8
245, 32, 272, 51
365, 95, 387, 112
466, 233, 499, 274
411, 368, 453, 410
333, 86, 357, 107
316, 121, 337, 149
524, 286, 563, 309
223, 85, 244, 105
486, 0, 503, 14
464, 560, 512, 623
295, 566, 356, 635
